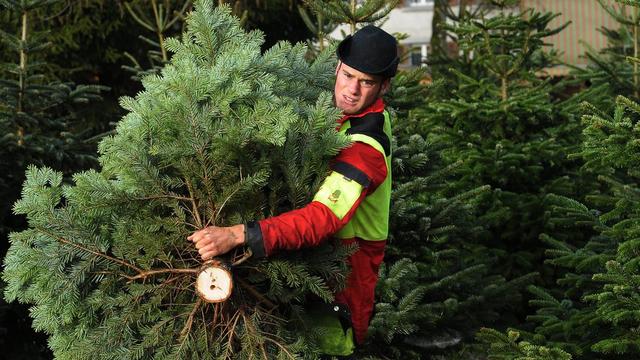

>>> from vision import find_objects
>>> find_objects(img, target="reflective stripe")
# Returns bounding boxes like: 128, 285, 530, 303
313, 171, 364, 220
332, 161, 371, 188
349, 133, 385, 155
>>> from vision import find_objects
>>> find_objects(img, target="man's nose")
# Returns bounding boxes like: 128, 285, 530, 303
347, 80, 360, 95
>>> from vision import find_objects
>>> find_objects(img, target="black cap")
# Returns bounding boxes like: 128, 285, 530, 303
337, 25, 399, 79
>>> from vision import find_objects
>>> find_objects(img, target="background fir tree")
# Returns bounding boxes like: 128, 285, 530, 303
121, 0, 194, 81
517, 191, 616, 359
408, 3, 601, 358
297, 2, 337, 57
0, 0, 105, 245
418, 0, 576, 289
0, 1, 106, 358
427, 0, 489, 82
572, 0, 640, 110
2, 2, 361, 358
359, 74, 540, 358
303, 0, 401, 35
524, 95, 640, 359
499, 1, 640, 358
476, 328, 571, 360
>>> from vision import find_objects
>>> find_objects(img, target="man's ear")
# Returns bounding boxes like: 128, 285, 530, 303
335, 61, 342, 75
380, 78, 391, 95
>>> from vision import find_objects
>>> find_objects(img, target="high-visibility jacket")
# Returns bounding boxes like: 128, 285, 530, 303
328, 106, 392, 241
245, 97, 392, 347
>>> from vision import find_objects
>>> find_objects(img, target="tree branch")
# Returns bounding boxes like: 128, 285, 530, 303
237, 277, 276, 310
36, 227, 143, 273
124, 268, 198, 281
180, 297, 203, 338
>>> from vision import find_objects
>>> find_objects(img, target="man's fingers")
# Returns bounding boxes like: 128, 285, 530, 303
188, 226, 219, 243
198, 241, 220, 255
194, 238, 209, 249
199, 245, 219, 261
187, 225, 240, 261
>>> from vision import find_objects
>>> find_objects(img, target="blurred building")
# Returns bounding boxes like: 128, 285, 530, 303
330, 0, 622, 75
522, 0, 620, 75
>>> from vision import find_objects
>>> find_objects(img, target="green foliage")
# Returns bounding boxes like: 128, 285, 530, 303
121, 0, 193, 81
2, 2, 354, 358
571, 0, 640, 111
578, 95, 640, 356
477, 328, 572, 360
0, 0, 105, 241
304, 0, 400, 34
416, 4, 592, 357
529, 92, 640, 358
297, 3, 337, 56
419, 1, 579, 281
615, 0, 640, 8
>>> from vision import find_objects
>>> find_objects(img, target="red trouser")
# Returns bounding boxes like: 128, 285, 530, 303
334, 238, 386, 345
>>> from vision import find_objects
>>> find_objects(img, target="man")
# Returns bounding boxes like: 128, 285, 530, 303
188, 25, 398, 355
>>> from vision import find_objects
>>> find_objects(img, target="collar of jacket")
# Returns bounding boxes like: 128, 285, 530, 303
338, 98, 386, 126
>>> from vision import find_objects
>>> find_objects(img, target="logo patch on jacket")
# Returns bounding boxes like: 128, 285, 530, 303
313, 171, 364, 220
328, 190, 341, 203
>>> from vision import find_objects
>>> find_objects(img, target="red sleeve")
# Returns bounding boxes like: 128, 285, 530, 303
254, 142, 387, 256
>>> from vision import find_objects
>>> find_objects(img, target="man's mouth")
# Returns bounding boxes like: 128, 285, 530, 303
343, 95, 358, 105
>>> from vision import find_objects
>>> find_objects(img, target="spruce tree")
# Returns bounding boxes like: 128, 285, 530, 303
0, 0, 104, 242
476, 328, 572, 360
529, 94, 640, 358
503, 1, 640, 358
419, 0, 575, 286
121, 0, 194, 81
2, 1, 356, 358
572, 0, 640, 108
303, 0, 400, 35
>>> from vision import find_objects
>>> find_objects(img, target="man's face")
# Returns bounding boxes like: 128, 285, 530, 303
334, 62, 389, 115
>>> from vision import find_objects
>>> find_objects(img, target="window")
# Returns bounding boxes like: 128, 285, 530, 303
406, 0, 433, 7
410, 44, 429, 67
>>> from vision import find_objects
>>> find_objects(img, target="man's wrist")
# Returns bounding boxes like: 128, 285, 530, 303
231, 224, 246, 247
243, 221, 266, 258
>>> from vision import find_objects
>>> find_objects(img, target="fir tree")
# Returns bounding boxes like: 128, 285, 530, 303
523, 194, 615, 358
1, 1, 106, 358
121, 0, 194, 81
0, 0, 105, 251
525, 96, 640, 359
297, 2, 337, 56
304, 0, 400, 35
419, 0, 575, 283
365, 124, 535, 358
477, 328, 572, 360
573, 94, 640, 356
2, 2, 355, 358
572, 0, 640, 108
521, 2, 640, 356
351, 68, 532, 358
414, 2, 596, 356
427, 0, 489, 80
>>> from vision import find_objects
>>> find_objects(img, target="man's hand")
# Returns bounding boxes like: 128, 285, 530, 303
188, 224, 245, 261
